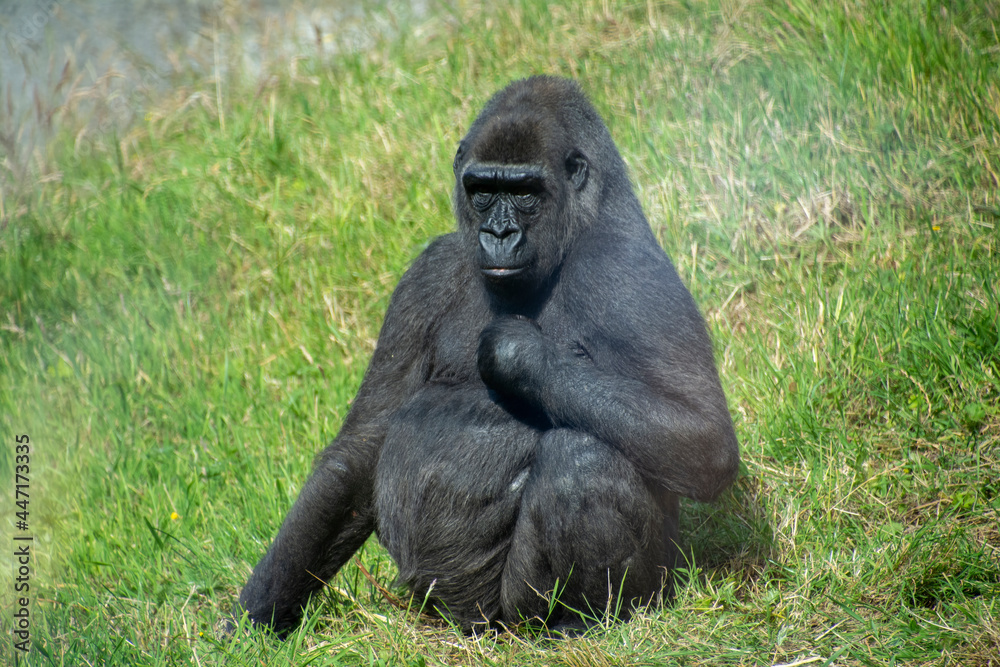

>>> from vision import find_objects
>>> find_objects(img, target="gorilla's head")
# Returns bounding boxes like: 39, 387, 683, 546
452, 77, 636, 306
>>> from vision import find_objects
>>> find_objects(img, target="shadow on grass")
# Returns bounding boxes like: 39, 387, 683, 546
679, 472, 775, 588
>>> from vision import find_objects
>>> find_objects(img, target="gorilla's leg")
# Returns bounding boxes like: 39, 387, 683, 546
375, 385, 541, 629
501, 429, 677, 628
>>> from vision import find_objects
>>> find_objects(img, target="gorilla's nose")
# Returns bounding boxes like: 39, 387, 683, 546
479, 214, 520, 240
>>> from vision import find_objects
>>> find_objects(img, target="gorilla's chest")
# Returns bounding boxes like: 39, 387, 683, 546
424, 298, 583, 387
424, 321, 480, 385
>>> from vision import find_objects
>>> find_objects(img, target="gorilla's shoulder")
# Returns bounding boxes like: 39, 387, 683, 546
401, 233, 466, 282
387, 233, 470, 317
570, 228, 676, 284
420, 232, 465, 261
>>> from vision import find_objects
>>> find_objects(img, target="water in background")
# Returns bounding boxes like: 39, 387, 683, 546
0, 0, 427, 183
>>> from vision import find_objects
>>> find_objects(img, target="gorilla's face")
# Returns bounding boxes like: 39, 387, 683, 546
454, 120, 589, 304
462, 162, 547, 287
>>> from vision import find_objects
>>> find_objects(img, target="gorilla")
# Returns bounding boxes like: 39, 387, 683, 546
238, 76, 739, 634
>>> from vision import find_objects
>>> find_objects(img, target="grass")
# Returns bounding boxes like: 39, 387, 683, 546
1, 0, 998, 664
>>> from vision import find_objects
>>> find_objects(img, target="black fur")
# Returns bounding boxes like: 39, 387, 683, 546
237, 76, 739, 634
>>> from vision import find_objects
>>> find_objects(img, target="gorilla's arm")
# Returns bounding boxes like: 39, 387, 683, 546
238, 238, 455, 634
477, 240, 739, 503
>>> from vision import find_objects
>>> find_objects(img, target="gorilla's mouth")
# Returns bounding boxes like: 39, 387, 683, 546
481, 267, 526, 278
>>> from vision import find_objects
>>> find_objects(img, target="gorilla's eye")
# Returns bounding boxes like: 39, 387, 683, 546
471, 190, 494, 211
513, 192, 540, 212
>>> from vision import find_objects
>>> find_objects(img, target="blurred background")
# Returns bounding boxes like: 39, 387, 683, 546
2, 0, 429, 173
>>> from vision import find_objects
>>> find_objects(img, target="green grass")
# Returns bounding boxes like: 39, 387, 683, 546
2, 0, 998, 664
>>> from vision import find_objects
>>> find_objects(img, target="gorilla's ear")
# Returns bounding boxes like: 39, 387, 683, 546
565, 149, 589, 191
453, 141, 466, 174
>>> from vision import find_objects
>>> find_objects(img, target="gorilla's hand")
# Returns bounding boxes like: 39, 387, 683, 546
477, 316, 548, 401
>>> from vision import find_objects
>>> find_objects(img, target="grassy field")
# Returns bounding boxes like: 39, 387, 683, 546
2, 0, 999, 664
